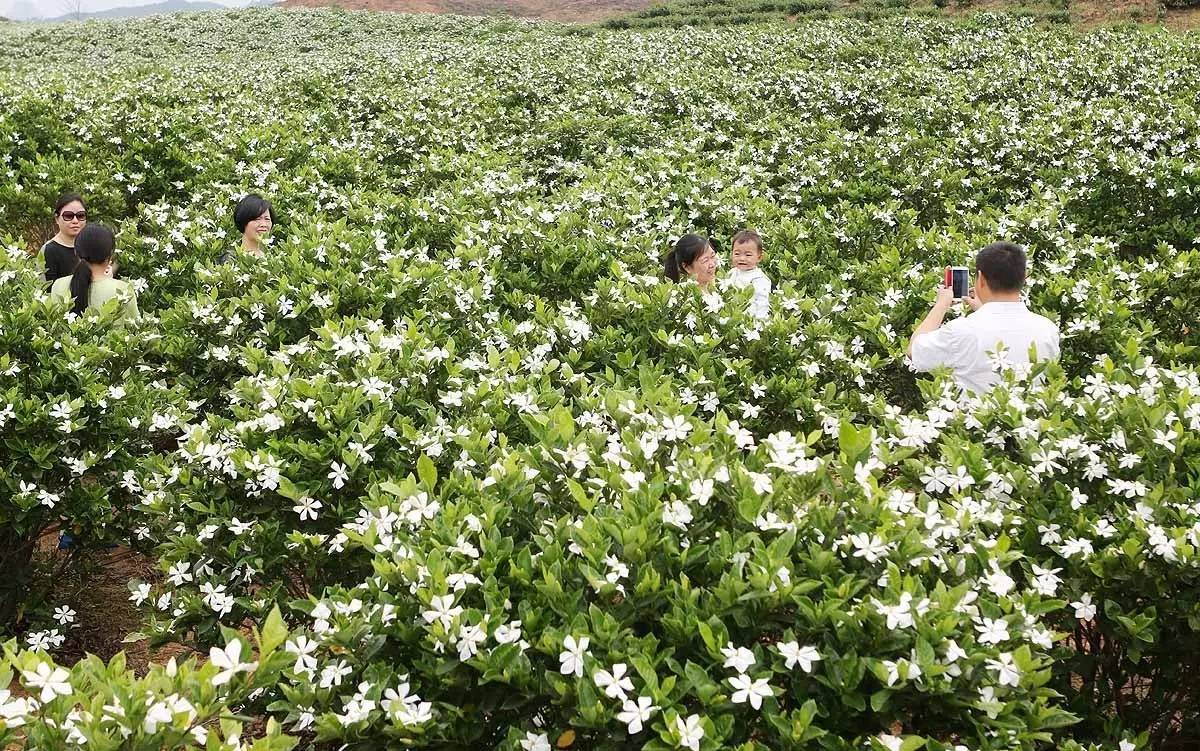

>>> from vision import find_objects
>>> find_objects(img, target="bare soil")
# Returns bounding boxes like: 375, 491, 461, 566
34, 537, 191, 672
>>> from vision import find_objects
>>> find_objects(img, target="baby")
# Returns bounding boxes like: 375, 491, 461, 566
726, 229, 771, 319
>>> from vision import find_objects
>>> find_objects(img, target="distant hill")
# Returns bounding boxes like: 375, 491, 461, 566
35, 0, 275, 22
278, 0, 652, 23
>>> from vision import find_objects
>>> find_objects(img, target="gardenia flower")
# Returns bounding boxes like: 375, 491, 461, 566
328, 461, 350, 489
293, 496, 323, 520
22, 662, 73, 702
559, 635, 590, 678
594, 663, 634, 700
457, 623, 487, 660
521, 732, 552, 751
209, 640, 258, 686
986, 652, 1021, 687
976, 617, 1010, 645
849, 532, 888, 562
674, 713, 705, 750
881, 659, 921, 686
1072, 593, 1097, 620
728, 674, 773, 709
721, 643, 756, 674
616, 695, 656, 733
0, 689, 33, 727
776, 642, 821, 672
422, 594, 462, 628
285, 635, 319, 676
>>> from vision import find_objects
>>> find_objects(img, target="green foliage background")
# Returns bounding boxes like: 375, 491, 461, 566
0, 7, 1199, 750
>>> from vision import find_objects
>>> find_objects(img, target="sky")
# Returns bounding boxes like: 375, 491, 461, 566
1, 0, 246, 19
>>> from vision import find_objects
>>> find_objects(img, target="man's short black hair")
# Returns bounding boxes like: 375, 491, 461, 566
233, 194, 275, 233
975, 241, 1026, 293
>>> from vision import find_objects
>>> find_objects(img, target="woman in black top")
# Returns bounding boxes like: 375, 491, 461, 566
43, 193, 88, 282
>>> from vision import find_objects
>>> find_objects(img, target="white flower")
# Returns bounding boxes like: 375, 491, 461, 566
721, 643, 756, 674
881, 659, 921, 686
776, 642, 821, 672
209, 640, 258, 686
52, 606, 76, 626
661, 415, 692, 442
0, 688, 33, 727
457, 623, 486, 660
674, 713, 705, 750
285, 636, 319, 676
559, 635, 590, 678
22, 662, 72, 702
422, 594, 462, 628
663, 500, 694, 530
986, 652, 1021, 687
689, 478, 715, 506
520, 731, 552, 751
976, 617, 1010, 645
849, 532, 888, 562
593, 663, 634, 700
143, 700, 175, 733
130, 581, 152, 606
1072, 593, 1097, 620
877, 734, 904, 751
328, 461, 349, 489
616, 695, 656, 733
293, 496, 323, 521
728, 674, 773, 709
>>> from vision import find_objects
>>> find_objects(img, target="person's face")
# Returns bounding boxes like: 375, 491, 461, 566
246, 209, 273, 239
731, 240, 762, 271
683, 244, 717, 285
56, 201, 87, 239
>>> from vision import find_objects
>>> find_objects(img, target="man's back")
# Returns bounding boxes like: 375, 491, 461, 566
910, 301, 1060, 393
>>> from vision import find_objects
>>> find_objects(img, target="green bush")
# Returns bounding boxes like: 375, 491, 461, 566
0, 8, 1197, 750
0, 609, 296, 749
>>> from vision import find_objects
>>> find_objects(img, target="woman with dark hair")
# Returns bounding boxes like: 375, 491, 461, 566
49, 225, 139, 319
219, 194, 275, 263
43, 193, 88, 282
663, 233, 717, 289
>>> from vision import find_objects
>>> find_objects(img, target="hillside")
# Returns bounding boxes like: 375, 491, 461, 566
49, 1, 226, 20
279, 0, 653, 22
279, 0, 1200, 26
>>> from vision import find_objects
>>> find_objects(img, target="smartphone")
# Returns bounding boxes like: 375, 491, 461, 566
944, 266, 969, 300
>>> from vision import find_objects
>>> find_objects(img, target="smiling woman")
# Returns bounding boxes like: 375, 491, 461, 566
218, 192, 276, 263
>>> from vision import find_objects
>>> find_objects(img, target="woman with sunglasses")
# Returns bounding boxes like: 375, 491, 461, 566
43, 193, 88, 283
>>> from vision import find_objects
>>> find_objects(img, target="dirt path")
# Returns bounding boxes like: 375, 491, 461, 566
40, 541, 191, 672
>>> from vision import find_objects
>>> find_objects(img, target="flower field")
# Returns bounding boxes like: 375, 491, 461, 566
1, 6, 1199, 749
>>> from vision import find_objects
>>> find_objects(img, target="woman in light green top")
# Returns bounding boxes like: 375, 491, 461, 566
50, 224, 139, 320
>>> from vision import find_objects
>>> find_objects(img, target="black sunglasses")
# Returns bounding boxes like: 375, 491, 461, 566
59, 211, 87, 221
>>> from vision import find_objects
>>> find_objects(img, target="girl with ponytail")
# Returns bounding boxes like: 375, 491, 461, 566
49, 224, 139, 320
663, 233, 717, 288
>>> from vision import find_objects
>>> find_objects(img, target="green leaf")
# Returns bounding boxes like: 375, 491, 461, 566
417, 454, 438, 490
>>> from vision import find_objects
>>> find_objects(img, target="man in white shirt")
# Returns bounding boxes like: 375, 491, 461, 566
908, 241, 1060, 393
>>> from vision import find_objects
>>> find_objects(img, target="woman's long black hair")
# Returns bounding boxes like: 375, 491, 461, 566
68, 225, 115, 315
663, 233, 711, 282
